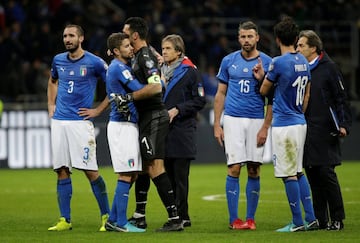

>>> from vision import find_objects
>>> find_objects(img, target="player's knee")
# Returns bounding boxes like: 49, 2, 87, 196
85, 170, 99, 181
56, 166, 70, 179
247, 163, 260, 177
148, 159, 165, 178
228, 164, 241, 177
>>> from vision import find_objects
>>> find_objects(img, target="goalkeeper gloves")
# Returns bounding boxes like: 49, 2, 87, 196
109, 93, 134, 121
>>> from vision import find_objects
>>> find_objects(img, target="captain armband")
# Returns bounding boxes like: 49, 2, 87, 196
147, 74, 161, 84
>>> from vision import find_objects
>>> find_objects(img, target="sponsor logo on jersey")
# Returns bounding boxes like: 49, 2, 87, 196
70, 70, 74, 76
80, 66, 87, 76
243, 67, 249, 72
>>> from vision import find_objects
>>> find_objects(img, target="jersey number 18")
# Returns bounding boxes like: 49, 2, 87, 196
292, 76, 308, 106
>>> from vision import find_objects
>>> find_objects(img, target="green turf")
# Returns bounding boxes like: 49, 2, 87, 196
0, 162, 359, 242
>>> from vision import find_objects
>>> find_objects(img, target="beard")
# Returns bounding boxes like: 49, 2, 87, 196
65, 42, 80, 53
242, 43, 255, 53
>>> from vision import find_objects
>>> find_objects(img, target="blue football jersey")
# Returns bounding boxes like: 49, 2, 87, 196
217, 51, 272, 118
106, 58, 144, 123
51, 51, 108, 120
266, 52, 311, 126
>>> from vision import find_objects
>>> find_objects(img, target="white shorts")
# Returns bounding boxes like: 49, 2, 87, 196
51, 119, 98, 171
107, 121, 142, 173
272, 124, 307, 178
223, 115, 265, 166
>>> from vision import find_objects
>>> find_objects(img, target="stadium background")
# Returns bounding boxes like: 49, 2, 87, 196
0, 0, 359, 168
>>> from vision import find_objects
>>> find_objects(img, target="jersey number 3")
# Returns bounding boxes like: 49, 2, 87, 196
68, 81, 74, 93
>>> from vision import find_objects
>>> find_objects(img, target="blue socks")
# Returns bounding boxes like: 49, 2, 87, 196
298, 174, 316, 222
90, 176, 110, 216
57, 178, 72, 222
284, 179, 303, 226
246, 176, 260, 220
226, 175, 239, 223
108, 180, 131, 226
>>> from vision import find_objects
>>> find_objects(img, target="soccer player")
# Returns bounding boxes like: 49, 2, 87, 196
213, 21, 272, 230
161, 34, 206, 227
47, 24, 110, 231
296, 30, 352, 230
103, 32, 146, 233
121, 17, 183, 232
259, 16, 318, 232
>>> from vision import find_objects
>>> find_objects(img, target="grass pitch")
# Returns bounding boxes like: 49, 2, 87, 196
0, 162, 359, 243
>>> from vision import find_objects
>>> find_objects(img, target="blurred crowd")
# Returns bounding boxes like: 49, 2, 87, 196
0, 0, 359, 103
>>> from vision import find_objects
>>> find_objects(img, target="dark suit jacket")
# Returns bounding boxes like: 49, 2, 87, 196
303, 51, 352, 167
163, 59, 206, 159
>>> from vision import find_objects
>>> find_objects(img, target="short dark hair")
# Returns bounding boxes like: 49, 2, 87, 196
273, 16, 299, 46
107, 32, 129, 55
64, 24, 84, 37
239, 21, 258, 33
124, 17, 148, 40
298, 30, 323, 54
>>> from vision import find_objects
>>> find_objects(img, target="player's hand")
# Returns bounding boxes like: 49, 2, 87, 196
256, 126, 268, 147
252, 57, 265, 82
214, 125, 224, 147
78, 108, 101, 120
168, 107, 179, 123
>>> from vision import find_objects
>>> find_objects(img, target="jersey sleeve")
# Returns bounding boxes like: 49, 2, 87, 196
216, 55, 230, 84
265, 57, 279, 83
94, 56, 108, 82
50, 57, 58, 80
115, 64, 144, 91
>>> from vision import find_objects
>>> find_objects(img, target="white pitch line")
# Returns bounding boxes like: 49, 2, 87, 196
202, 193, 360, 204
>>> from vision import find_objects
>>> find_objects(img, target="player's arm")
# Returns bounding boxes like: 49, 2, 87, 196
78, 58, 110, 119
78, 96, 110, 120
260, 78, 273, 96
131, 50, 163, 100
132, 82, 162, 100
125, 69, 162, 101
213, 82, 227, 147
302, 81, 311, 113
47, 76, 58, 118
257, 104, 272, 147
